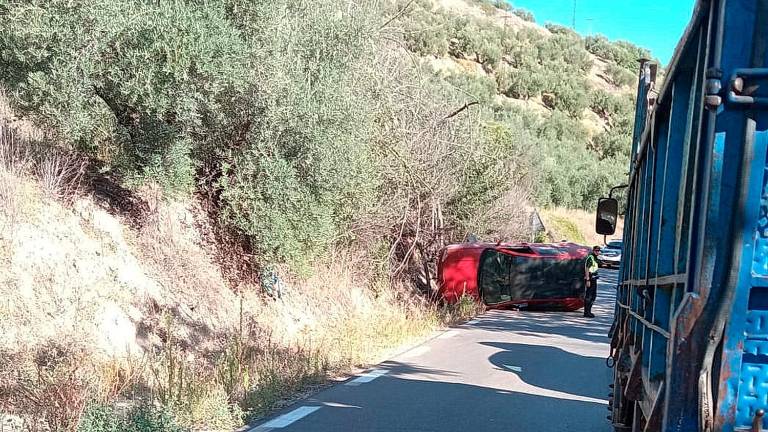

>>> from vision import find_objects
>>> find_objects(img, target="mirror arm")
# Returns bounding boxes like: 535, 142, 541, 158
609, 184, 629, 199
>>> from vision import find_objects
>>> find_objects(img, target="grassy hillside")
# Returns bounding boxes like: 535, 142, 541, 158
0, 0, 651, 430
400, 0, 651, 208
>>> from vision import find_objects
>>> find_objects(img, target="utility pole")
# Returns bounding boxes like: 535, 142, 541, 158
572, 0, 576, 29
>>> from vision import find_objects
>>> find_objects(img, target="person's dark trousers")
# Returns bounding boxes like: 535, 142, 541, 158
584, 276, 597, 317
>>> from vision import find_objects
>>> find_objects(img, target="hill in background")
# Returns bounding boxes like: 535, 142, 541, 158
400, 0, 652, 209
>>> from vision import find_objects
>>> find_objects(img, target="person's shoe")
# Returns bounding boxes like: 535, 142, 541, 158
584, 312, 595, 318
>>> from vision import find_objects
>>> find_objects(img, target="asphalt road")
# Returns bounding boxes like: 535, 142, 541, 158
246, 269, 618, 432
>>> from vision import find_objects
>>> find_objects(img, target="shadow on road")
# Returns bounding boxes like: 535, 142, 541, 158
303, 362, 609, 432
481, 341, 608, 400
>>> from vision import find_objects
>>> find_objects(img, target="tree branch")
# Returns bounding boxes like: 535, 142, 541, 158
443, 101, 479, 120
379, 0, 416, 30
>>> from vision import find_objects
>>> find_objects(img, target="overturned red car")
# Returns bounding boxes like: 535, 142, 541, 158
436, 242, 590, 311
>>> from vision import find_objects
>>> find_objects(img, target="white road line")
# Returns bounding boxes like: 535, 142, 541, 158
345, 369, 389, 386
503, 364, 523, 372
466, 319, 480, 325
250, 406, 321, 431
438, 330, 458, 339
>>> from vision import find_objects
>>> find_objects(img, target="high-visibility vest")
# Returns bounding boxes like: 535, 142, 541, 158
585, 254, 598, 275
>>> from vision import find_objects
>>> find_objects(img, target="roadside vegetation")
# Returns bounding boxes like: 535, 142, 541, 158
0, 0, 649, 430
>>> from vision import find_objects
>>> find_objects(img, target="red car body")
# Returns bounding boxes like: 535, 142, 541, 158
437, 242, 589, 311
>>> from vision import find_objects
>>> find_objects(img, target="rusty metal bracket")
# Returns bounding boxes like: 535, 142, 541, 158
753, 409, 765, 432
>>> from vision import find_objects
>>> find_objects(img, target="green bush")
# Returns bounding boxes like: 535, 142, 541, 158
547, 76, 589, 118
0, 0, 251, 194
589, 89, 634, 120
538, 34, 592, 73
79, 404, 187, 432
403, 8, 450, 56
536, 111, 590, 143
129, 405, 186, 432
594, 129, 632, 160
0, 0, 646, 264
512, 8, 535, 22
496, 64, 546, 99
585, 35, 651, 70
606, 63, 637, 87
545, 23, 579, 39
545, 215, 586, 244
472, 0, 512, 13
444, 72, 499, 103
215, 1, 382, 268
449, 16, 507, 69
79, 404, 125, 432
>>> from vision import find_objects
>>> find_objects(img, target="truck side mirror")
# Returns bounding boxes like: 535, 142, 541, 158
596, 198, 618, 235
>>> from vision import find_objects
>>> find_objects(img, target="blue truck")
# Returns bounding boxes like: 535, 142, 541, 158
595, 0, 768, 430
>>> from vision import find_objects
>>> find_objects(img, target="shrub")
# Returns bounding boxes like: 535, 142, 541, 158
502, 32, 542, 68
127, 405, 186, 432
606, 63, 637, 88
449, 16, 507, 69
444, 72, 498, 103
545, 23, 579, 39
496, 64, 546, 99
446, 121, 534, 234
536, 111, 590, 143
2, 344, 94, 432
547, 76, 589, 118
0, 0, 252, 195
585, 35, 651, 70
537, 140, 629, 209
454, 294, 484, 320
214, 0, 382, 268
594, 129, 632, 159
544, 214, 586, 244
538, 34, 592, 73
78, 404, 124, 432
402, 9, 450, 56
589, 89, 635, 121
512, 7, 535, 22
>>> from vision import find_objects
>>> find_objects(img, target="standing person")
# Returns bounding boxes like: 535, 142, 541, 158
583, 245, 601, 318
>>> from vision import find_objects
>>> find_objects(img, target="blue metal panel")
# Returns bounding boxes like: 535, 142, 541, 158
658, 79, 692, 278
648, 115, 670, 280
721, 128, 768, 431
649, 287, 671, 381
638, 151, 654, 279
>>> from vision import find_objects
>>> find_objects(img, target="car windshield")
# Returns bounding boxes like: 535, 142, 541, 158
606, 241, 622, 250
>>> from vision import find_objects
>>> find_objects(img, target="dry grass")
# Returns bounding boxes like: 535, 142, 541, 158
0, 344, 96, 432
540, 207, 624, 246
134, 192, 241, 346
0, 122, 32, 238
0, 120, 85, 237
33, 145, 86, 204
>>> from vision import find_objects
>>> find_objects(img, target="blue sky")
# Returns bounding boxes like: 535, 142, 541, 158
510, 0, 697, 65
